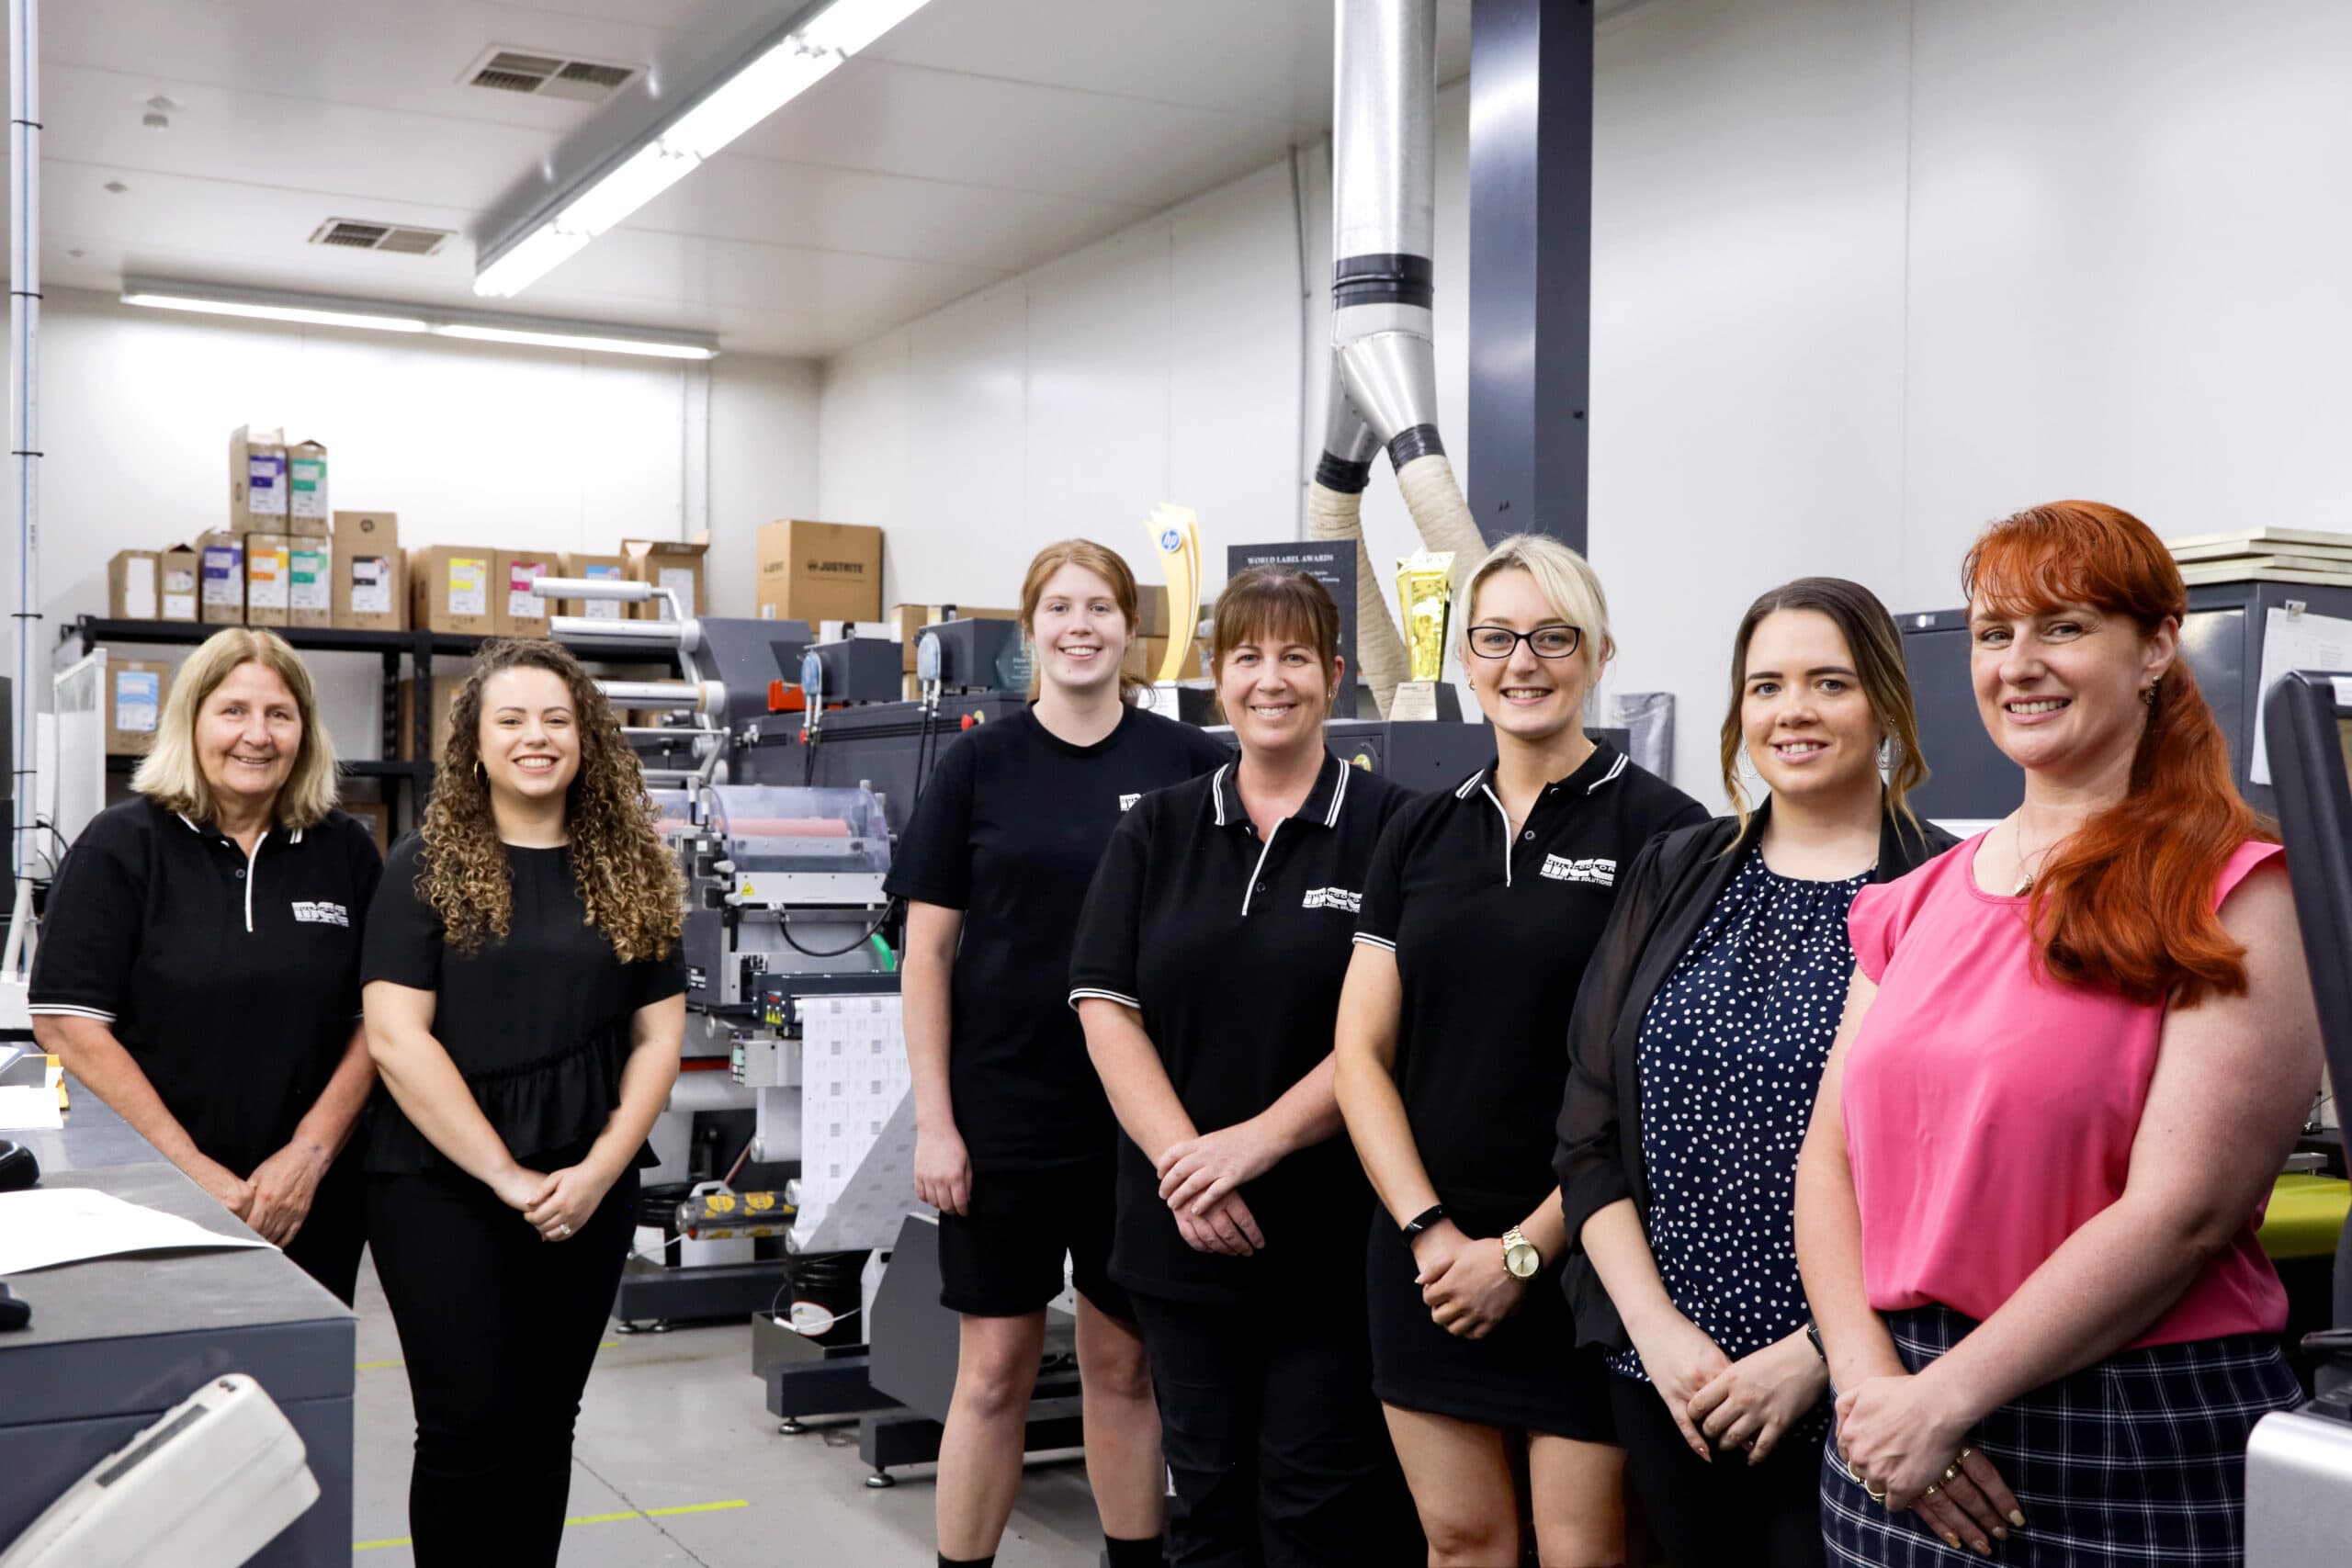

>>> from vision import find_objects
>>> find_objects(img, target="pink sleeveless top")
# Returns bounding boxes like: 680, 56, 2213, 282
1841, 836, 2288, 1347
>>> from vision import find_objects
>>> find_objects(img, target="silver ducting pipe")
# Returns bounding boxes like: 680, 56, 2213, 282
1313, 0, 1487, 716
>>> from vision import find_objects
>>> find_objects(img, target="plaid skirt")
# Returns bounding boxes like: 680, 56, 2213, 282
1820, 1304, 2301, 1566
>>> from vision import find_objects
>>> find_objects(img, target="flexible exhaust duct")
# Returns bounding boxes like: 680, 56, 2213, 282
1308, 0, 1487, 716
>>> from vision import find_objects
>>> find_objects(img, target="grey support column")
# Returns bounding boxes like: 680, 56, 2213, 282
1466, 0, 1594, 551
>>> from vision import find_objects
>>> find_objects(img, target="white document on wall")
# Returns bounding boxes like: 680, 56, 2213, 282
0, 1188, 270, 1275
2251, 605, 2352, 785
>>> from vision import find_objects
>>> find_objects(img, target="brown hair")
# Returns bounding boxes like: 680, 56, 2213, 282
1211, 568, 1342, 676
417, 639, 684, 961
1718, 577, 1928, 840
1963, 501, 2271, 1006
132, 627, 340, 829
1018, 538, 1147, 703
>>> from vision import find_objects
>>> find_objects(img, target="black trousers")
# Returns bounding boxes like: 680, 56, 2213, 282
1609, 1371, 1826, 1568
367, 1164, 639, 1568
1128, 1291, 1423, 1568
279, 1147, 368, 1306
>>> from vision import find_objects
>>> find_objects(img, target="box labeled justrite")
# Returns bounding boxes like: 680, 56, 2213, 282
411, 546, 495, 636
623, 539, 707, 622
757, 521, 882, 626
497, 550, 556, 637
107, 550, 161, 619
230, 425, 288, 532
244, 533, 291, 626
198, 530, 245, 625
555, 552, 628, 621
287, 439, 329, 527
159, 545, 200, 622
107, 660, 172, 756
288, 535, 333, 628
331, 512, 402, 630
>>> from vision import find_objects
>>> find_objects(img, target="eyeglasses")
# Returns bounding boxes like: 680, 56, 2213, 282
1466, 624, 1582, 660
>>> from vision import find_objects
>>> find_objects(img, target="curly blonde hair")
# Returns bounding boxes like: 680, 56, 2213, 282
417, 639, 684, 961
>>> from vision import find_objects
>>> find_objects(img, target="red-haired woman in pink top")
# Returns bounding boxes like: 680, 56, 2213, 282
1794, 501, 2323, 1567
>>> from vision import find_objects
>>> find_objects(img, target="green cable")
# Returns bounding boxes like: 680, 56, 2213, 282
869, 932, 897, 972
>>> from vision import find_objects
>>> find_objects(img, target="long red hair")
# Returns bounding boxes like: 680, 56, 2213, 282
1963, 501, 2273, 1007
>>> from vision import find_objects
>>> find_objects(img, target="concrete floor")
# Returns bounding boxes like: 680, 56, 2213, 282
350, 1256, 1103, 1567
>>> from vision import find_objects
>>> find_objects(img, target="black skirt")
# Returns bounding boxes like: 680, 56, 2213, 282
1821, 1303, 2302, 1567
1363, 1208, 1614, 1442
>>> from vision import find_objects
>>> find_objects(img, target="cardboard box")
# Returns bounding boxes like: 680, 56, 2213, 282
755, 521, 882, 626
888, 604, 1020, 671
331, 513, 403, 630
497, 550, 557, 637
287, 439, 329, 529
1124, 634, 1205, 683
107, 660, 171, 756
244, 533, 291, 626
230, 425, 288, 532
1137, 583, 1172, 638
107, 550, 161, 620
411, 546, 496, 637
555, 551, 629, 622
159, 545, 200, 623
344, 800, 391, 855
395, 677, 462, 761
623, 539, 707, 622
288, 534, 334, 628
198, 530, 245, 625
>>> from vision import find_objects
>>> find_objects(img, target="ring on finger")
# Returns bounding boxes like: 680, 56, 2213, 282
1864, 1482, 1888, 1504
1940, 1461, 1962, 1486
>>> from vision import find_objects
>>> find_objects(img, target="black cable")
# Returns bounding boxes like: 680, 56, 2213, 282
776, 897, 900, 959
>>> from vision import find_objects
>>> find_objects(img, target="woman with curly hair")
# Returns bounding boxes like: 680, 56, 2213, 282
361, 638, 686, 1568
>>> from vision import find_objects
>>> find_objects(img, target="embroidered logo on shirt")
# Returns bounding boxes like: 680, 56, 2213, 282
1302, 887, 1363, 913
290, 901, 350, 926
1540, 855, 1615, 887
1118, 794, 1142, 811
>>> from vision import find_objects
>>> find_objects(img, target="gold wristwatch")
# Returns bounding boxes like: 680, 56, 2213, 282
1500, 1226, 1541, 1280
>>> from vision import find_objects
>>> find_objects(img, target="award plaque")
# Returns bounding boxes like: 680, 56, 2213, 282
1390, 550, 1460, 722
1148, 503, 1204, 684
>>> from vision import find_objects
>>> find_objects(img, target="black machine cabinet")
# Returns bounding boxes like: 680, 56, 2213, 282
1898, 581, 2352, 822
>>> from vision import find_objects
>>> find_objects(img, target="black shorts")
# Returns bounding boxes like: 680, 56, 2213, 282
937, 1158, 1131, 1320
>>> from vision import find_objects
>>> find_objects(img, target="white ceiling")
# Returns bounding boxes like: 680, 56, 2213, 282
6, 0, 1482, 359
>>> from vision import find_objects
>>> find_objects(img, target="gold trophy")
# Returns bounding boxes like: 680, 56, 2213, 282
1390, 550, 1460, 722
1147, 503, 1204, 683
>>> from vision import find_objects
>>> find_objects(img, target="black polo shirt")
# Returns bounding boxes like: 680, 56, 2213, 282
1069, 750, 1416, 1308
884, 703, 1231, 1171
29, 796, 384, 1176
1353, 739, 1704, 1225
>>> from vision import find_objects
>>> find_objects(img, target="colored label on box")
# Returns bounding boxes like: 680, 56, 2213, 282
352, 556, 392, 615
288, 457, 326, 517
247, 456, 288, 513
202, 546, 243, 605
508, 563, 548, 619
290, 547, 330, 610
113, 671, 160, 734
583, 562, 623, 622
447, 557, 488, 618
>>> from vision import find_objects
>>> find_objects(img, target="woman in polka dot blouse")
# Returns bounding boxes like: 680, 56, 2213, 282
1555, 579, 1954, 1566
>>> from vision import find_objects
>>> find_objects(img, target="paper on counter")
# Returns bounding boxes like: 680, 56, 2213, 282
0, 1083, 62, 1131
0, 1188, 269, 1275
2252, 604, 2352, 785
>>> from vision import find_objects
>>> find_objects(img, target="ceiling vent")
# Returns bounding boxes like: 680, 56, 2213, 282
307, 220, 455, 257
461, 47, 639, 103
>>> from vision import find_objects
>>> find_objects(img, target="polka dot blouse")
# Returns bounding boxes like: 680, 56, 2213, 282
1610, 844, 1867, 1382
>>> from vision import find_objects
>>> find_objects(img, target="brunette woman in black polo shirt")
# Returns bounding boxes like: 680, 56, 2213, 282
32, 628, 380, 1303
1071, 569, 1422, 1567
887, 539, 1228, 1568
1336, 535, 1707, 1567
361, 641, 685, 1568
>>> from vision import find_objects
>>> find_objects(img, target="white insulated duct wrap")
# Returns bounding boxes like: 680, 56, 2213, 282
1306, 479, 1408, 717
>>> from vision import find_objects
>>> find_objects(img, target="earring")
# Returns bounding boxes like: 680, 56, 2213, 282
2142, 679, 2160, 707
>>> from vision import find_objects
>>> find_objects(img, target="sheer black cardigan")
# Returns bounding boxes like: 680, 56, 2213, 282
1551, 797, 1959, 1353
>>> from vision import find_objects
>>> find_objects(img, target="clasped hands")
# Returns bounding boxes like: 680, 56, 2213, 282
1155, 1120, 1280, 1257
1834, 1366, 2026, 1558
492, 1158, 617, 1244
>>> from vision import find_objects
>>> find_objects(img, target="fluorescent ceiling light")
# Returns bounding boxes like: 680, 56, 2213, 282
119, 283, 718, 360
473, 0, 934, 299
122, 291, 430, 333
435, 323, 716, 360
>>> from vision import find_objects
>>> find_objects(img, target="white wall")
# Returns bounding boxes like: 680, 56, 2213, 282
817, 0, 2352, 804
18, 288, 819, 770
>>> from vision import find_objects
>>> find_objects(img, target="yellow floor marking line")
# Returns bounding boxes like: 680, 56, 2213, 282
356, 1498, 746, 1550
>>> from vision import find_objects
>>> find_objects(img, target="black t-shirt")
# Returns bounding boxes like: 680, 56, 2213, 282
29, 797, 383, 1176
884, 703, 1230, 1171
1354, 740, 1705, 1222
1069, 752, 1415, 1307
360, 835, 687, 1174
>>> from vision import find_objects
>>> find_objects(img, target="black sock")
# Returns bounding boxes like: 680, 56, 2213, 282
938, 1556, 994, 1568
1104, 1534, 1165, 1568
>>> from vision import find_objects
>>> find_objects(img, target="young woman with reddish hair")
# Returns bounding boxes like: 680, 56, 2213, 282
1795, 502, 2323, 1566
